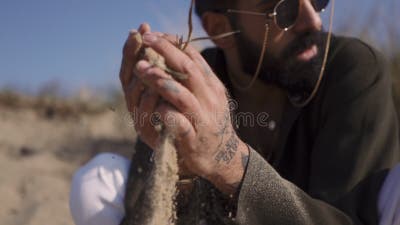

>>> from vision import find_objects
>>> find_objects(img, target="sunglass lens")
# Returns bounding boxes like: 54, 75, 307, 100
275, 0, 300, 30
313, 0, 330, 12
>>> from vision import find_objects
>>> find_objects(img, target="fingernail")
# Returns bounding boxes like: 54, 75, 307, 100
136, 60, 151, 72
143, 32, 157, 43
129, 29, 137, 34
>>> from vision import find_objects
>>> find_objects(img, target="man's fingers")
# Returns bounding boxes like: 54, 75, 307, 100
183, 44, 215, 78
138, 23, 151, 34
136, 60, 202, 128
125, 76, 145, 113
162, 34, 217, 80
138, 88, 159, 114
135, 88, 160, 149
120, 31, 144, 86
155, 103, 196, 142
142, 33, 208, 97
161, 34, 225, 96
181, 44, 226, 93
155, 103, 198, 176
120, 23, 151, 86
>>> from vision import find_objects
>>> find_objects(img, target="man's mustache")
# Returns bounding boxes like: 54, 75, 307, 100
282, 31, 326, 60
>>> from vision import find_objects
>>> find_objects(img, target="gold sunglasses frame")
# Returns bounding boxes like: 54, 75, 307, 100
226, 0, 328, 31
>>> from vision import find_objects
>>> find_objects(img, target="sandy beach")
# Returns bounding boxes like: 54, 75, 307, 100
0, 92, 136, 225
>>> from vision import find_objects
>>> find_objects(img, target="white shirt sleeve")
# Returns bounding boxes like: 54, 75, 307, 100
69, 153, 130, 225
378, 164, 400, 225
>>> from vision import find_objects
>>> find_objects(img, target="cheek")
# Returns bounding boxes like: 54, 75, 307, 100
269, 28, 294, 58
237, 15, 266, 42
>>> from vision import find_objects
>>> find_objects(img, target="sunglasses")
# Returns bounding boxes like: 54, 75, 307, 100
226, 0, 330, 31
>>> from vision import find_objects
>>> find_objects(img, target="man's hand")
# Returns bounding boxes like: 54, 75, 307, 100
119, 24, 249, 195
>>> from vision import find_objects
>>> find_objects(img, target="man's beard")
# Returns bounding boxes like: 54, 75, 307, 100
236, 29, 326, 98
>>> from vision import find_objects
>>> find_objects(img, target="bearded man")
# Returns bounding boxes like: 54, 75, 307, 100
69, 0, 400, 224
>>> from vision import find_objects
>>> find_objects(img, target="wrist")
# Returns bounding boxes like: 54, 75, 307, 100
209, 140, 249, 195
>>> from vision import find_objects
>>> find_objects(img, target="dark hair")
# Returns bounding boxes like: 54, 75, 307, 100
194, 0, 238, 17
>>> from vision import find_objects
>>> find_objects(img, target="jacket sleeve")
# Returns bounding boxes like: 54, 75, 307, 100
236, 148, 359, 224
235, 39, 400, 225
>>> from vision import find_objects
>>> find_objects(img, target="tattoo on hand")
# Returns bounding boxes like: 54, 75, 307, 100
201, 60, 213, 76
163, 78, 180, 93
214, 108, 230, 137
214, 131, 239, 164
212, 108, 231, 159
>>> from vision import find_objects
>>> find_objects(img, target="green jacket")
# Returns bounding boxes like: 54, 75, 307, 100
120, 36, 400, 225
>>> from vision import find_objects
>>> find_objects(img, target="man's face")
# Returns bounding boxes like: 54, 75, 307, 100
232, 0, 326, 95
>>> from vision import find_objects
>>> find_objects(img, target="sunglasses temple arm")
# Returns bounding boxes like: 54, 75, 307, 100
227, 9, 266, 16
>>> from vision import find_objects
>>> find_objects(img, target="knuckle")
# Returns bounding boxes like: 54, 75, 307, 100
184, 46, 196, 56
153, 37, 169, 50
145, 68, 167, 82
208, 96, 220, 109
161, 34, 175, 43
214, 81, 227, 96
176, 97, 192, 113
154, 77, 166, 89
182, 59, 197, 74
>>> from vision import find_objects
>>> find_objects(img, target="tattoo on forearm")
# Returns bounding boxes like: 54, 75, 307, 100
214, 131, 239, 164
162, 78, 180, 93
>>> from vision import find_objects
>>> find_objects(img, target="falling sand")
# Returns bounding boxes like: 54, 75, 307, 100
125, 32, 182, 225
144, 135, 179, 225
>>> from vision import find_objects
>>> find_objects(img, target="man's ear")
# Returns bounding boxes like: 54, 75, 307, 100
201, 12, 236, 49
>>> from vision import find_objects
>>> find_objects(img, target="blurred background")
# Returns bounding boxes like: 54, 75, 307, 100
0, 0, 399, 224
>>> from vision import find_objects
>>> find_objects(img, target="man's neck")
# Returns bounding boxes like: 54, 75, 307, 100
224, 51, 287, 113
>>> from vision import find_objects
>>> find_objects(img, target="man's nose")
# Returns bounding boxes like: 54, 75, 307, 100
292, 0, 322, 33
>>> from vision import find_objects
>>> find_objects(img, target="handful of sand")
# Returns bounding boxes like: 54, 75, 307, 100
122, 32, 183, 225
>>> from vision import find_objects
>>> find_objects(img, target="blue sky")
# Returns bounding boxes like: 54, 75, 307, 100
0, 0, 398, 95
